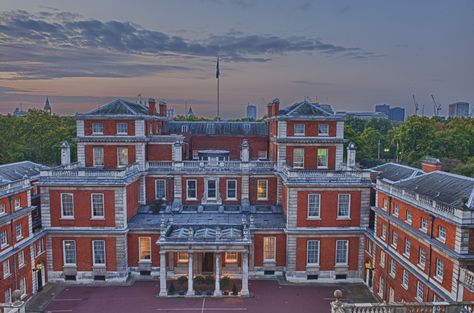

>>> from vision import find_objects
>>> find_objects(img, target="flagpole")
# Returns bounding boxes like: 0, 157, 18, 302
217, 56, 220, 119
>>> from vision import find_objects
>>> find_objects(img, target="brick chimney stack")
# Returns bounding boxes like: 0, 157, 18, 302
271, 98, 280, 117
159, 100, 167, 117
148, 98, 157, 116
267, 102, 273, 117
421, 157, 442, 173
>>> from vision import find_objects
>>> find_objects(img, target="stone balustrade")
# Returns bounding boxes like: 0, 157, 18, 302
147, 160, 275, 171
0, 179, 30, 194
40, 162, 140, 179
461, 268, 474, 292
280, 166, 371, 181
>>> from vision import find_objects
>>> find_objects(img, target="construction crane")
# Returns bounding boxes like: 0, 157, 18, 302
412, 95, 419, 116
431, 94, 442, 117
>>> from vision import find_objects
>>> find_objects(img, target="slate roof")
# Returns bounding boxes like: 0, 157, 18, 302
0, 161, 49, 184
279, 100, 334, 117
371, 163, 424, 182
82, 99, 150, 116
162, 121, 268, 136
394, 171, 474, 208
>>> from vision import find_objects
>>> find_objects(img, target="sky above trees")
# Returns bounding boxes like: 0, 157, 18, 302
0, 0, 473, 118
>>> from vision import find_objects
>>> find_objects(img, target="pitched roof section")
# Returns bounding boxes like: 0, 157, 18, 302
0, 161, 49, 184
162, 121, 268, 136
394, 171, 474, 209
279, 100, 334, 117
371, 162, 424, 182
83, 99, 149, 116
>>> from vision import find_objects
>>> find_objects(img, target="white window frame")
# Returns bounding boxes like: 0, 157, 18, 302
92, 240, 106, 266
91, 193, 105, 219
435, 259, 444, 281
307, 194, 321, 219
0, 203, 5, 215
63, 240, 76, 266
306, 240, 320, 266
378, 276, 384, 297
335, 240, 348, 265
420, 218, 428, 232
318, 124, 329, 136
438, 225, 446, 243
383, 199, 388, 210
390, 259, 396, 278
337, 194, 351, 219
0, 231, 7, 248
294, 124, 305, 136
116, 122, 128, 135
4, 288, 11, 304
206, 179, 217, 200
405, 210, 412, 225
92, 123, 104, 135
380, 250, 385, 268
14, 199, 20, 210
117, 147, 129, 167
18, 251, 25, 268
93, 146, 104, 167
393, 204, 399, 217
3, 260, 10, 278
263, 237, 276, 262
416, 281, 424, 301
381, 224, 387, 240
293, 148, 304, 168
257, 179, 268, 200
15, 224, 22, 240
139, 237, 151, 262
186, 179, 197, 200
258, 150, 268, 160
155, 179, 166, 200
418, 248, 426, 268
60, 193, 74, 218
177, 252, 189, 263
317, 148, 329, 169
404, 239, 411, 258
402, 270, 409, 289
225, 252, 238, 264
391, 232, 398, 248
226, 179, 237, 200
19, 277, 26, 297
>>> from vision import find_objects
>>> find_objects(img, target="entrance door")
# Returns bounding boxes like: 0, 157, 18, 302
37, 269, 43, 291
202, 253, 214, 273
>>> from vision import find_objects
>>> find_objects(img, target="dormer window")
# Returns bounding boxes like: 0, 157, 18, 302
318, 124, 329, 136
92, 123, 103, 135
181, 125, 188, 133
116, 123, 128, 135
294, 124, 305, 136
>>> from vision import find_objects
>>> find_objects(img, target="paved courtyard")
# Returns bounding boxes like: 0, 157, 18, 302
35, 280, 374, 313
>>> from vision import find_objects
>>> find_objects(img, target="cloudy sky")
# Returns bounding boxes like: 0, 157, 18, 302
0, 0, 473, 117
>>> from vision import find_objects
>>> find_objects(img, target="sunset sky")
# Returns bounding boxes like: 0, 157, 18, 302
0, 0, 473, 118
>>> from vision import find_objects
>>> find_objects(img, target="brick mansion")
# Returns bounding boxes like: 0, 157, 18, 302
1, 98, 474, 303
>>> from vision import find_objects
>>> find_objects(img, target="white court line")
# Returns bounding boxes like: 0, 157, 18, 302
53, 298, 82, 301
201, 298, 206, 313
47, 310, 73, 312
156, 309, 246, 312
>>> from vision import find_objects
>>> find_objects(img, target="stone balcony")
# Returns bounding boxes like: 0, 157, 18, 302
0, 179, 30, 195
146, 160, 275, 173
280, 166, 372, 186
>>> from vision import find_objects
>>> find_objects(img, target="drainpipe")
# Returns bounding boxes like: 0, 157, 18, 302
8, 196, 18, 292
427, 214, 435, 301
383, 196, 392, 302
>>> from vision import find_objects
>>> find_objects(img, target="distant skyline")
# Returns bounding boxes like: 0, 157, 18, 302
0, 0, 473, 118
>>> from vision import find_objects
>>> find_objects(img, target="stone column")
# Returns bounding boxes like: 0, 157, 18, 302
159, 252, 167, 296
214, 253, 222, 296
241, 251, 249, 296
186, 253, 194, 296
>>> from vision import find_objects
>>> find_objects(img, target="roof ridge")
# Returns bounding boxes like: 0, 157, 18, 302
428, 170, 474, 182
120, 99, 138, 115
0, 160, 34, 168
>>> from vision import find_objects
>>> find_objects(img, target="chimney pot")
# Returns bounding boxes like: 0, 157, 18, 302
148, 98, 157, 116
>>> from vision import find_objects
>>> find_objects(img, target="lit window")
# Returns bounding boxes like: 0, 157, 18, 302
307, 240, 319, 265
63, 240, 76, 265
438, 226, 446, 243
418, 248, 426, 268
93, 240, 106, 265
16, 224, 22, 240
177, 252, 188, 263
294, 124, 305, 136
420, 218, 428, 231
91, 193, 104, 218
263, 237, 276, 262
257, 180, 268, 200
18, 251, 24, 268
390, 259, 396, 278
293, 148, 304, 168
139, 237, 151, 261
92, 123, 103, 134
155, 179, 166, 200
307, 194, 321, 218
93, 147, 104, 166
379, 250, 385, 268
3, 260, 10, 278
117, 147, 129, 167
225, 252, 238, 263
416, 282, 424, 301
61, 193, 74, 218
318, 124, 329, 136
335, 240, 348, 265
404, 239, 411, 257
435, 259, 444, 281
0, 231, 7, 248
393, 204, 399, 216
392, 232, 398, 248
337, 194, 351, 218
405, 211, 412, 224
0, 203, 5, 215
402, 270, 409, 289
14, 199, 20, 210
116, 123, 128, 135
186, 180, 197, 200
317, 148, 329, 168
206, 179, 217, 200
226, 179, 237, 200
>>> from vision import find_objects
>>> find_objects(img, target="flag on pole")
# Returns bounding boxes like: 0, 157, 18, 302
216, 56, 220, 79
